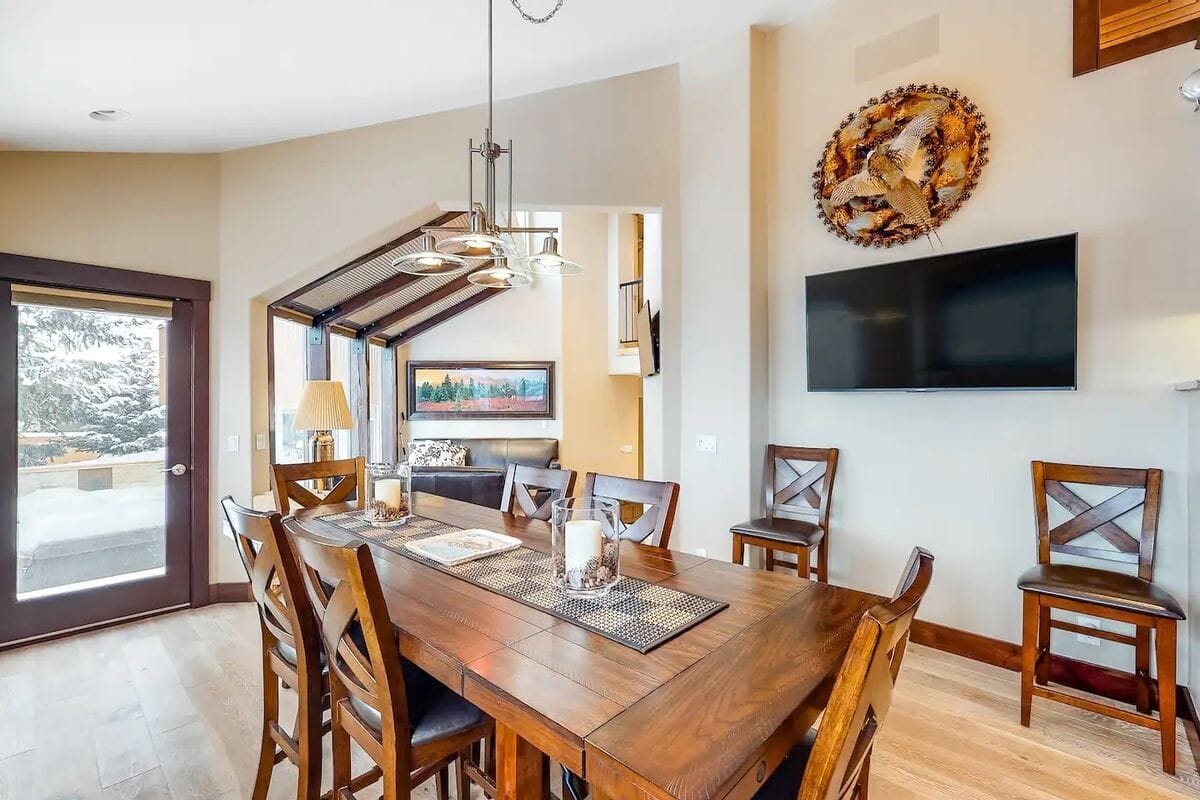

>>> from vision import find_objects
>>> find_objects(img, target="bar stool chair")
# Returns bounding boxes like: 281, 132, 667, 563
221, 497, 327, 800
272, 456, 366, 514
286, 525, 494, 799
1018, 461, 1184, 774
582, 472, 680, 548
753, 547, 934, 800
500, 463, 577, 520
730, 446, 839, 582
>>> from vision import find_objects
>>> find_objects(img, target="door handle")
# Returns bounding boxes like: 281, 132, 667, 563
161, 463, 188, 477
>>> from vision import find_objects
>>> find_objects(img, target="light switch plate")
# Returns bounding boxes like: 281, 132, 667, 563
227, 435, 240, 453
255, 433, 268, 451
695, 434, 718, 454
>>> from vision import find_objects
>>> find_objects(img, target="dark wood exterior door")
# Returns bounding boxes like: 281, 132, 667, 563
0, 254, 210, 645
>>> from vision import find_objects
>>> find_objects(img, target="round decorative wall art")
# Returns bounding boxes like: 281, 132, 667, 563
813, 84, 989, 248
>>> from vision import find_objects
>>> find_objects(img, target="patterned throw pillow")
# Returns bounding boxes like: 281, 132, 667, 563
409, 440, 468, 467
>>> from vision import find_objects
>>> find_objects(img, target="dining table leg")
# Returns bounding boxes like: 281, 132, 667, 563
495, 721, 549, 800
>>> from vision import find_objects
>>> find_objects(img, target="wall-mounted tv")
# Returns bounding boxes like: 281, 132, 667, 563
806, 234, 1077, 391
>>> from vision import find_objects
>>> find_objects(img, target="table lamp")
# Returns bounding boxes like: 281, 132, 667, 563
293, 380, 353, 485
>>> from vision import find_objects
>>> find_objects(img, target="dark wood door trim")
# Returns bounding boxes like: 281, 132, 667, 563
0, 252, 211, 301
186, 299, 211, 606
0, 258, 213, 643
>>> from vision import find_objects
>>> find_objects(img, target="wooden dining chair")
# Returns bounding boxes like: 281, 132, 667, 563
285, 525, 494, 800
753, 547, 934, 800
272, 456, 366, 514
221, 497, 327, 800
581, 472, 681, 549
499, 464, 577, 521
1018, 461, 1183, 774
731, 446, 839, 583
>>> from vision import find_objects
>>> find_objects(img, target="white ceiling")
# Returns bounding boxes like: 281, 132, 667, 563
0, 0, 821, 153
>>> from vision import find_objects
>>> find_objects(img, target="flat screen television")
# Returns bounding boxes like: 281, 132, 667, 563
806, 234, 1077, 391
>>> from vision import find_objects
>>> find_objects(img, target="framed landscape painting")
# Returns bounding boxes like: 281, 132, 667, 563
407, 361, 555, 420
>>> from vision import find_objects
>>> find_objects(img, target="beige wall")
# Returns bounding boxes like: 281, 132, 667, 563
561, 211, 641, 480
0, 151, 219, 278
214, 66, 682, 581
675, 29, 771, 557
762, 1, 1200, 676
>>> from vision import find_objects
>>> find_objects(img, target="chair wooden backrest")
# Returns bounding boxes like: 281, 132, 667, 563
765, 446, 839, 531
500, 464, 577, 521
1031, 461, 1163, 581
285, 526, 413, 782
220, 496, 322, 685
797, 547, 934, 800
272, 457, 366, 515
582, 472, 680, 549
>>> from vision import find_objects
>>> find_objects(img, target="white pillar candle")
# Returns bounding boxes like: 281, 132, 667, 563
563, 519, 603, 572
375, 479, 407, 511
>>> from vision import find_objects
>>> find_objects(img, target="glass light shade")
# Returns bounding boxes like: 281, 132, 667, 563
439, 230, 519, 261
515, 234, 582, 276
393, 235, 469, 276
467, 262, 533, 289
435, 210, 519, 261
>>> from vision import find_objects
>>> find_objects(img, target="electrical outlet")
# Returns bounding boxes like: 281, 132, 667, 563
255, 433, 268, 451
620, 444, 634, 454
1076, 616, 1103, 646
695, 434, 718, 454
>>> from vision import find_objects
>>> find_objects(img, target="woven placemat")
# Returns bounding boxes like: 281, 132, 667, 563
309, 511, 727, 653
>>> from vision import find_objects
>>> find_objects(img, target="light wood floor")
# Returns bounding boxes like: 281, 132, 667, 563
0, 603, 1194, 800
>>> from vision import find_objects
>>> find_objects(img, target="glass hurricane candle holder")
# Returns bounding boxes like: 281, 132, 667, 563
551, 497, 620, 598
364, 462, 412, 524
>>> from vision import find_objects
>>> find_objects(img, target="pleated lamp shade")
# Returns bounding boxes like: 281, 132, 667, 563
294, 380, 353, 431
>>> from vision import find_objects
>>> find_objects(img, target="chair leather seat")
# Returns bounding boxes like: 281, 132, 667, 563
752, 729, 818, 800
349, 660, 486, 747
730, 516, 824, 547
1017, 564, 1185, 620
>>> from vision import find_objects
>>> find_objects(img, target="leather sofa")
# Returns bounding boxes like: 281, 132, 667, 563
410, 437, 560, 510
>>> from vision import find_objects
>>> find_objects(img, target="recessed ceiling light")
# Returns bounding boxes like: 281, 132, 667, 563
88, 109, 130, 122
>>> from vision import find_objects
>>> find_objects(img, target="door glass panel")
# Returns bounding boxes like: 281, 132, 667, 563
272, 315, 309, 464
329, 334, 355, 457
15, 300, 169, 599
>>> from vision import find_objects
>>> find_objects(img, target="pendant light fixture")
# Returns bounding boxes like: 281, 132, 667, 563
515, 233, 583, 276
394, 233, 470, 276
419, 0, 580, 289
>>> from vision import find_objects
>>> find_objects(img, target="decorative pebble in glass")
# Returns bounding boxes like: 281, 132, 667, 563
551, 496, 620, 598
364, 462, 412, 524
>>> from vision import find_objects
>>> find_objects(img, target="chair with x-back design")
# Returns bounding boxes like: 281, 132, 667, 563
753, 547, 934, 800
1017, 461, 1183, 774
221, 497, 327, 800
499, 464, 577, 521
582, 472, 680, 549
731, 445, 839, 582
272, 456, 366, 515
285, 525, 494, 799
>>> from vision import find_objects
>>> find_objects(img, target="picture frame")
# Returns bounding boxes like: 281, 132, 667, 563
406, 361, 556, 420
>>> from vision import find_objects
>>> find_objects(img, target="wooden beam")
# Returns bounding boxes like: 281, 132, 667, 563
358, 272, 481, 339
277, 210, 463, 315
385, 288, 505, 347
0, 252, 211, 301
380, 347, 399, 463
312, 272, 427, 328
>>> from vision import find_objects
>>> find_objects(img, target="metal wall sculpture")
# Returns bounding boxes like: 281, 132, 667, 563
813, 84, 989, 248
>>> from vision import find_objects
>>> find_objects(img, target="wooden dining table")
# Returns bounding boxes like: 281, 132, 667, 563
291, 492, 880, 800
